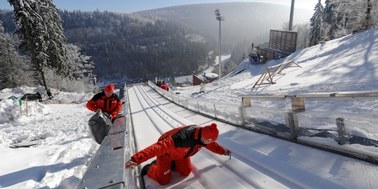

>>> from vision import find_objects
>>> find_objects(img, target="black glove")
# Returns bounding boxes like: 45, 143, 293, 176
224, 149, 232, 159
224, 149, 231, 155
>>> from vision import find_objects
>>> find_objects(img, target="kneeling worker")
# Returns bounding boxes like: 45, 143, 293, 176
125, 123, 231, 185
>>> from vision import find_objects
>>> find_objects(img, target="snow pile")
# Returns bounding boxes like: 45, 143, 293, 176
0, 86, 98, 189
0, 99, 49, 125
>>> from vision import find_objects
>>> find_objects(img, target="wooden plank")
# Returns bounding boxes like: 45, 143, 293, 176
10, 140, 39, 148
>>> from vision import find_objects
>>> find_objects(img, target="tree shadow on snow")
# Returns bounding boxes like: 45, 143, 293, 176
0, 155, 90, 188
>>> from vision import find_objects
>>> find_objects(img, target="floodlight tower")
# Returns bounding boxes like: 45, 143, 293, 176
215, 9, 224, 79
289, 0, 295, 30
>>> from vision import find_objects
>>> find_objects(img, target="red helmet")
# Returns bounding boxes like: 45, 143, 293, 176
104, 83, 115, 93
202, 123, 219, 142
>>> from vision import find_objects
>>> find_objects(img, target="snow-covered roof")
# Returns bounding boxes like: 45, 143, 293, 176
174, 75, 192, 84
202, 72, 218, 79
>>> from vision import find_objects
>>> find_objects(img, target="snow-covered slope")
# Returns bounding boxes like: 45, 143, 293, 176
178, 29, 378, 104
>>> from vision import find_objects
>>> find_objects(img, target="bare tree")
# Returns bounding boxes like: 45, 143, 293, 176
0, 21, 34, 89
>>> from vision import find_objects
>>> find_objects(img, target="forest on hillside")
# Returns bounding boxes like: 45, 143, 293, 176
60, 11, 213, 80
0, 10, 213, 81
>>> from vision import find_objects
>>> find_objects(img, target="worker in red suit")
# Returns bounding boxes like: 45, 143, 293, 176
86, 83, 123, 120
160, 81, 169, 91
125, 123, 231, 185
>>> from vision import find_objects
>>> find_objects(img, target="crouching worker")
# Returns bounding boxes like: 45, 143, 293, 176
125, 123, 231, 185
160, 81, 169, 91
86, 83, 123, 121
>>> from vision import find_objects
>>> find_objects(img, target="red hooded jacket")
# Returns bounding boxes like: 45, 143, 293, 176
86, 92, 123, 118
160, 82, 169, 91
132, 125, 227, 164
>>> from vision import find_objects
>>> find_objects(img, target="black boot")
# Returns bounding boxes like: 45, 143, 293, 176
141, 160, 156, 176
171, 161, 176, 170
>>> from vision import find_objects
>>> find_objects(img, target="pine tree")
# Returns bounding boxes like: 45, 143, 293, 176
322, 0, 342, 40
321, 0, 376, 40
39, 0, 70, 76
310, 0, 324, 46
8, 0, 50, 93
372, 0, 378, 28
8, 0, 69, 94
361, 0, 373, 30
341, 0, 370, 33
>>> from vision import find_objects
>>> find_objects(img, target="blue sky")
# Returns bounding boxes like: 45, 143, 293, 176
1, 0, 321, 13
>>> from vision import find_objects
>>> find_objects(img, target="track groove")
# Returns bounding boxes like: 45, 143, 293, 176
128, 85, 311, 189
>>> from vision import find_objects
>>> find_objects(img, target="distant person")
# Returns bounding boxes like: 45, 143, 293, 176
86, 83, 123, 121
160, 81, 169, 91
199, 82, 206, 93
125, 123, 231, 185
47, 89, 54, 99
248, 53, 254, 62
156, 81, 162, 87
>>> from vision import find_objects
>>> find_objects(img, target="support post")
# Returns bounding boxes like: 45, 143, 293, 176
18, 99, 23, 115
291, 96, 305, 111
214, 104, 217, 118
289, 0, 295, 31
336, 118, 347, 145
285, 112, 298, 140
240, 97, 252, 125
25, 99, 28, 116
215, 9, 224, 79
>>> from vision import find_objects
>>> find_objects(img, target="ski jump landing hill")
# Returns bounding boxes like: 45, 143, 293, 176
76, 81, 378, 189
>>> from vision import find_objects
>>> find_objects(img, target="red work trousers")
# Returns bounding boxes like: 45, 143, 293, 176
147, 156, 192, 185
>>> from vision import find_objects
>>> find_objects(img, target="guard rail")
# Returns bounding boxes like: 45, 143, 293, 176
76, 84, 137, 189
148, 81, 378, 164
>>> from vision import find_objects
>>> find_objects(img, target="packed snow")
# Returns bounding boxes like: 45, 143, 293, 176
0, 29, 377, 188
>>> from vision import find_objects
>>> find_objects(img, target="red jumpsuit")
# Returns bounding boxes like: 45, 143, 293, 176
86, 92, 123, 119
160, 83, 169, 91
132, 125, 227, 185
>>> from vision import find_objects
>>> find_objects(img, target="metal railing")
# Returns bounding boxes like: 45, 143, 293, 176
148, 81, 378, 164
241, 91, 378, 139
76, 84, 137, 189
